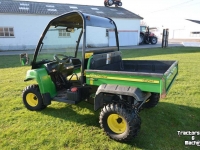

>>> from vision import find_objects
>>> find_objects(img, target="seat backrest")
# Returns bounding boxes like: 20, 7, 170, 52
89, 51, 123, 71
70, 58, 81, 69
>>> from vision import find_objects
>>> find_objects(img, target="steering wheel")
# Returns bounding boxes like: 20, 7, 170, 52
53, 54, 70, 64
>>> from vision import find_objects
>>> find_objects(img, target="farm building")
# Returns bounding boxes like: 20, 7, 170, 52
0, 0, 143, 51
169, 19, 200, 39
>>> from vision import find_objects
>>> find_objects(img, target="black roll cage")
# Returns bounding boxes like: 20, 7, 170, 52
32, 11, 119, 84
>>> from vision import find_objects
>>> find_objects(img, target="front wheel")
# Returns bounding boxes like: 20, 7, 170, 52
99, 103, 141, 142
139, 33, 144, 44
22, 84, 47, 111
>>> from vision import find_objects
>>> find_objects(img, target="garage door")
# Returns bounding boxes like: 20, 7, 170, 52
109, 30, 138, 46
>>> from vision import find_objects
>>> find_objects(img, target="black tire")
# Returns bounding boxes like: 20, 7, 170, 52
142, 93, 160, 108
104, 1, 108, 6
22, 84, 47, 111
139, 33, 144, 44
108, 0, 114, 6
118, 2, 122, 6
150, 37, 157, 44
99, 103, 141, 142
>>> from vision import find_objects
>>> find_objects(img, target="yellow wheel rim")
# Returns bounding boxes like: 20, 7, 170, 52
26, 93, 38, 107
107, 114, 127, 134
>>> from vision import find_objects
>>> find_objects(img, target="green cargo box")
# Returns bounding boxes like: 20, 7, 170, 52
86, 51, 178, 98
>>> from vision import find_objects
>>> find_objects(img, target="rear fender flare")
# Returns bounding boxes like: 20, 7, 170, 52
94, 84, 150, 110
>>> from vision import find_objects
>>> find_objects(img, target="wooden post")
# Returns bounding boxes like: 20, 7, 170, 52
165, 29, 169, 47
162, 29, 166, 48
162, 29, 169, 48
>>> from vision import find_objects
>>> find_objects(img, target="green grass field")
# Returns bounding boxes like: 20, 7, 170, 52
0, 47, 200, 150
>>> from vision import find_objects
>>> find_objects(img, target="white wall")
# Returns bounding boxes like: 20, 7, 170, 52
0, 14, 55, 50
157, 19, 200, 39
171, 29, 200, 39
112, 18, 140, 45
109, 31, 138, 46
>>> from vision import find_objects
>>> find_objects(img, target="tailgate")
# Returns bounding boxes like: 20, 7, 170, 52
162, 61, 178, 97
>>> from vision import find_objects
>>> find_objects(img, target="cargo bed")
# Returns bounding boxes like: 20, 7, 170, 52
86, 51, 178, 97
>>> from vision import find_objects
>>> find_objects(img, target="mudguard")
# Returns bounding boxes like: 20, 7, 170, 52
24, 68, 57, 97
94, 84, 151, 110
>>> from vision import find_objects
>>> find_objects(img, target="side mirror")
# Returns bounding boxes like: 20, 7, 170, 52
20, 53, 29, 65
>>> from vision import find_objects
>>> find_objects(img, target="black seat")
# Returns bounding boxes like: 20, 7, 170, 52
70, 58, 81, 69
89, 51, 123, 71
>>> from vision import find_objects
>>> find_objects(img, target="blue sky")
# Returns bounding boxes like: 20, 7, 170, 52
20, 0, 200, 29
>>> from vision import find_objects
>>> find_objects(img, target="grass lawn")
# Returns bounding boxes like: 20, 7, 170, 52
0, 47, 200, 150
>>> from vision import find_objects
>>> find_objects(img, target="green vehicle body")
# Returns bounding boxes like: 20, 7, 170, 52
25, 56, 178, 101
25, 68, 57, 97
22, 11, 178, 142
25, 60, 178, 101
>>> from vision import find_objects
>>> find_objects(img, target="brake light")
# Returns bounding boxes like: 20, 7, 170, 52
71, 87, 78, 92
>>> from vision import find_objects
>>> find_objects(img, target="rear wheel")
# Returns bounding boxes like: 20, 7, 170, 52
99, 103, 141, 141
22, 84, 46, 111
150, 37, 157, 44
108, 0, 114, 6
142, 93, 160, 108
118, 2, 122, 6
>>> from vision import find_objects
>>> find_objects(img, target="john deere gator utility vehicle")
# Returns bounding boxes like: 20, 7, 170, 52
22, 11, 178, 142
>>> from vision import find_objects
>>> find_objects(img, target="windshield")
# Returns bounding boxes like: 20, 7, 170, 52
36, 25, 82, 62
140, 26, 147, 32
34, 12, 118, 64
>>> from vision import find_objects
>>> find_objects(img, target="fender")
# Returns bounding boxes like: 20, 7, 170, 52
24, 68, 57, 98
94, 84, 151, 110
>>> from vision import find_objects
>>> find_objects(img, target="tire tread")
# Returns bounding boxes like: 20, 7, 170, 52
99, 103, 141, 142
22, 84, 46, 111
